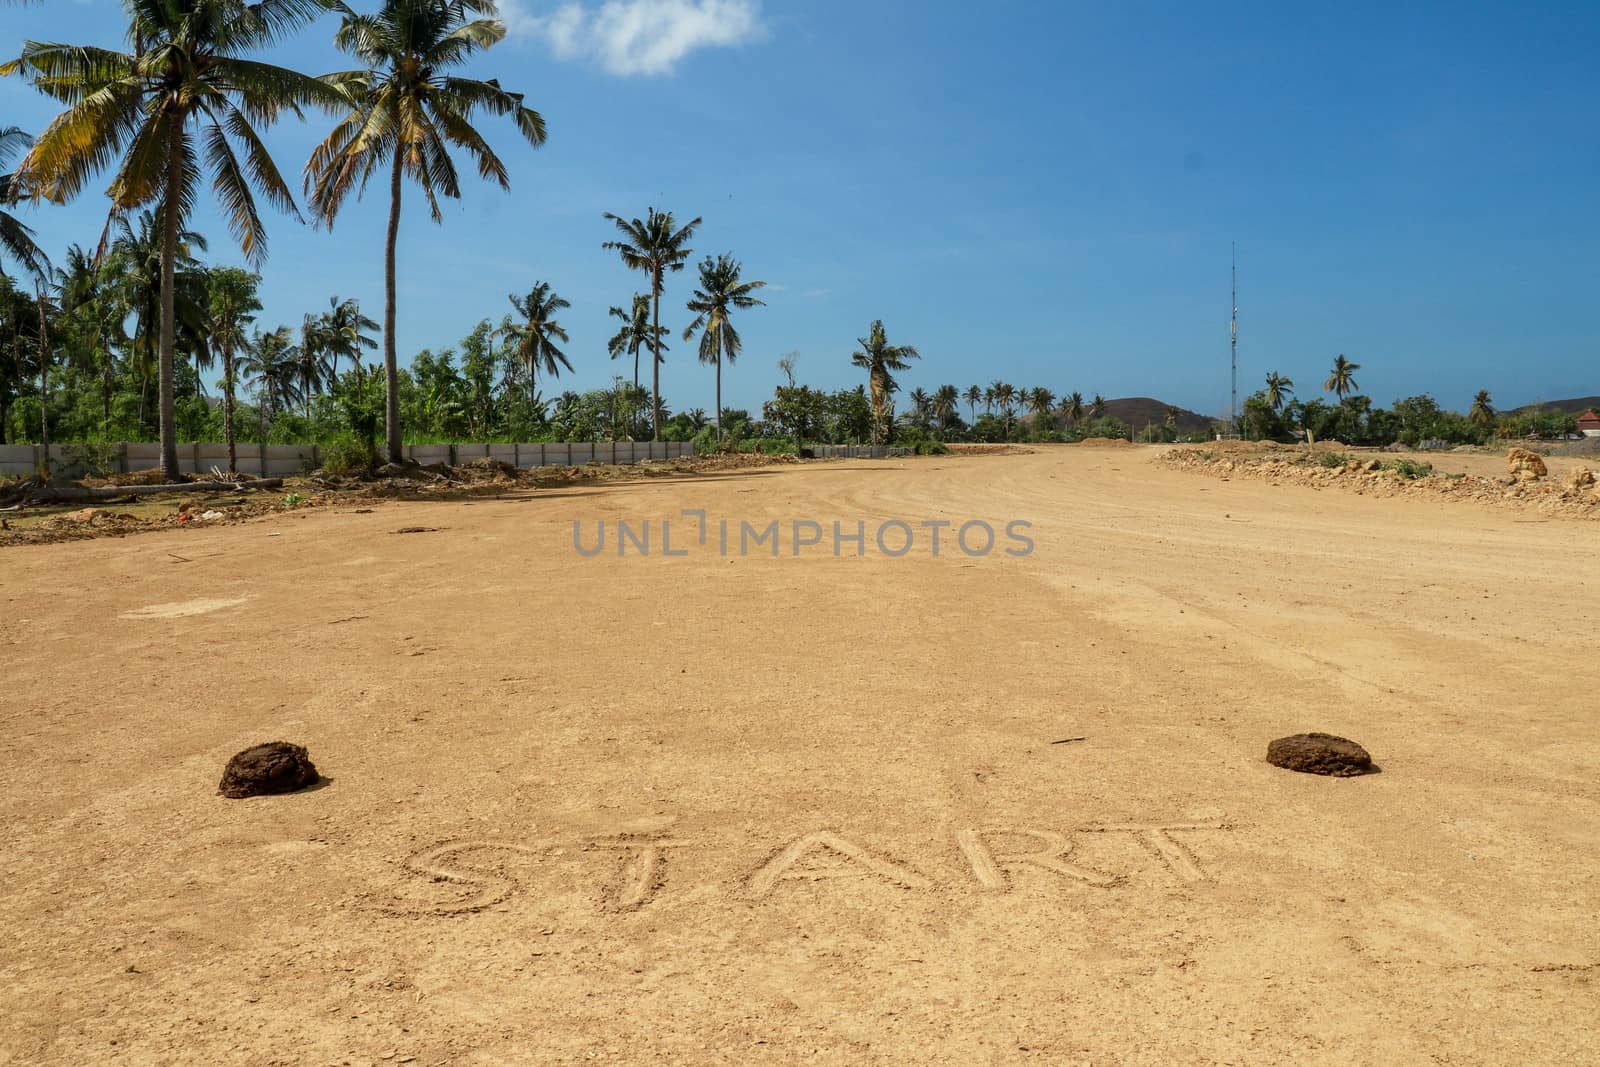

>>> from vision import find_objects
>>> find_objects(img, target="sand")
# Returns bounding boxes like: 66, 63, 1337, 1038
2, 445, 1597, 1064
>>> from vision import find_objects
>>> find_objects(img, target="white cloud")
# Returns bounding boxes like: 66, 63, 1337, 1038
504, 0, 765, 76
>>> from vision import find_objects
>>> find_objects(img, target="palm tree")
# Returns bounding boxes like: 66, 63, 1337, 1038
1090, 393, 1106, 420
851, 320, 920, 444
606, 293, 666, 438
318, 295, 378, 380
963, 384, 981, 424
906, 387, 931, 430
59, 243, 127, 432
239, 325, 301, 436
1065, 391, 1086, 428
105, 210, 211, 428
933, 384, 960, 428
1324, 354, 1361, 401
994, 382, 1017, 436
1469, 390, 1495, 428
603, 207, 701, 441
297, 312, 332, 415
1264, 371, 1295, 412
500, 281, 571, 401
683, 253, 765, 439
207, 267, 261, 472
6, 0, 344, 478
0, 127, 48, 279
1029, 386, 1056, 428
307, 0, 549, 463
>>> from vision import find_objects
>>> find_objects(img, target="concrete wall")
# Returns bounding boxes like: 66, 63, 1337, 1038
806, 445, 910, 459
0, 440, 697, 479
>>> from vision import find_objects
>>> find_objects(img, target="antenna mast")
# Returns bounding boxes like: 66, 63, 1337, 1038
1230, 242, 1238, 428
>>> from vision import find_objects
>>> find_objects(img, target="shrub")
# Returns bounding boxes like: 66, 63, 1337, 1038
1317, 451, 1348, 468
915, 440, 949, 455
64, 441, 120, 477
1386, 458, 1432, 480
322, 432, 377, 475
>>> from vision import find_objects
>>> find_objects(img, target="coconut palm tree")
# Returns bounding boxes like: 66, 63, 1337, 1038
933, 384, 960, 428
1264, 371, 1295, 412
1065, 391, 1086, 428
307, 0, 549, 463
606, 293, 666, 438
1324, 354, 1361, 400
850, 320, 920, 444
682, 253, 765, 438
104, 209, 211, 428
58, 243, 128, 432
297, 312, 332, 415
317, 295, 378, 380
5, 0, 345, 478
1029, 386, 1056, 428
603, 207, 701, 440
906, 387, 932, 430
1090, 393, 1106, 420
993, 382, 1017, 436
0, 126, 48, 280
1469, 390, 1495, 428
239, 324, 301, 435
963, 384, 981, 425
207, 267, 261, 471
500, 281, 571, 402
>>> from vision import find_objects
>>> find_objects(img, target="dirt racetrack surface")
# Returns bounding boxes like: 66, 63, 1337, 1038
3, 445, 1597, 1064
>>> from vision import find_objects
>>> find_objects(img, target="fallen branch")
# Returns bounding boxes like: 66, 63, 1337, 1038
16, 477, 283, 504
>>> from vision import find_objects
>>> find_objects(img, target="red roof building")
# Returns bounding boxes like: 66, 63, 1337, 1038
1579, 409, 1600, 437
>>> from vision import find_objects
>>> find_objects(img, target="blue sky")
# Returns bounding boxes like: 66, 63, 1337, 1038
2, 0, 1597, 417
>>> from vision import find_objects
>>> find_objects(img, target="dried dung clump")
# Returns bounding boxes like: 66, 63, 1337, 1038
219, 741, 321, 799
1266, 733, 1375, 777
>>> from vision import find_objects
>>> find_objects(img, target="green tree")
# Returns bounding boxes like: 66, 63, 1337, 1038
933, 384, 960, 429
606, 293, 666, 438
317, 295, 378, 380
603, 207, 701, 441
1324, 354, 1361, 400
963, 384, 981, 425
683, 253, 765, 439
0, 126, 48, 279
1264, 371, 1294, 412
6, 0, 343, 477
850, 320, 919, 444
1065, 391, 1086, 428
1029, 386, 1056, 429
207, 267, 261, 471
500, 281, 571, 401
1469, 389, 1495, 428
239, 325, 300, 436
307, 0, 548, 463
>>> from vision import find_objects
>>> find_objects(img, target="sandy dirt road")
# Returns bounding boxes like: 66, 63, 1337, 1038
2, 445, 1597, 1065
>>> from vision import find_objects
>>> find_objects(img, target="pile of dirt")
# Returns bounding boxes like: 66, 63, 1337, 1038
1162, 446, 1600, 520
1077, 437, 1134, 448
1267, 733, 1375, 777
1555, 437, 1600, 457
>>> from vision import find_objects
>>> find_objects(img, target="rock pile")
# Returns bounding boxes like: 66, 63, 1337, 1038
1506, 448, 1548, 482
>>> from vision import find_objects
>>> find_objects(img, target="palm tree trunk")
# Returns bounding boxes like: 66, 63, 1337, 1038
157, 118, 183, 481
36, 290, 49, 479
383, 149, 404, 464
223, 344, 237, 474
650, 275, 663, 442
632, 345, 639, 439
715, 355, 722, 440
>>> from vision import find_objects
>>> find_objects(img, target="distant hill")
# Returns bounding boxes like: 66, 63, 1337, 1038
1507, 396, 1600, 416
1098, 397, 1215, 434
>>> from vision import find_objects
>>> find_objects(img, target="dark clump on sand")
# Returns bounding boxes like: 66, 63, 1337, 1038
1267, 733, 1375, 777
219, 741, 321, 798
